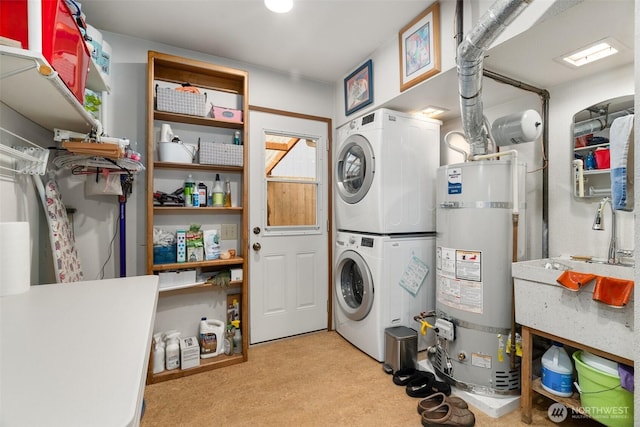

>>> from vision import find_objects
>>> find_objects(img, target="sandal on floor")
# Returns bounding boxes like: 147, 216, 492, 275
406, 374, 451, 398
393, 368, 433, 386
417, 392, 468, 415
421, 401, 475, 427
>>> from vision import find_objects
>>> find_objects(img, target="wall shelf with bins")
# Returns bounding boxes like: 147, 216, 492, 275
0, 45, 98, 133
145, 50, 248, 385
572, 95, 634, 200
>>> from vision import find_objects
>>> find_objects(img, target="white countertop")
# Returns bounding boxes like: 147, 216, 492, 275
1, 276, 159, 427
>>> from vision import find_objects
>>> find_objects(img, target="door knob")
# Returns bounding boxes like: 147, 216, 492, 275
252, 242, 262, 251
253, 227, 261, 235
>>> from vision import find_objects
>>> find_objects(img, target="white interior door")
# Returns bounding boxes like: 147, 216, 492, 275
249, 110, 329, 344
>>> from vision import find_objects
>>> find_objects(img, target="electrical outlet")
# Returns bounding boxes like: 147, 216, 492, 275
221, 224, 238, 240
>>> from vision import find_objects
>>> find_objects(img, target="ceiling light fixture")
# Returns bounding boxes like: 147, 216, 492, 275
560, 38, 620, 67
420, 106, 448, 118
265, 0, 293, 13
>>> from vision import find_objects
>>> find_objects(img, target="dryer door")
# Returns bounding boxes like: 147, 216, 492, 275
334, 249, 374, 320
335, 134, 375, 204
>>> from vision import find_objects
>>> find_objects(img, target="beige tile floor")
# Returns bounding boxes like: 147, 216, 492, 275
141, 331, 605, 426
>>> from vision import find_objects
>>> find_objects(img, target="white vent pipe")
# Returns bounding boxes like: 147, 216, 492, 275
457, 0, 533, 156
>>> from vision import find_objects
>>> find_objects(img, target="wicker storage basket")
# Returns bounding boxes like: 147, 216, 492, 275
156, 85, 207, 116
200, 142, 243, 166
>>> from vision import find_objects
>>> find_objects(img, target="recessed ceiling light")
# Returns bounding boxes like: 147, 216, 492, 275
558, 38, 621, 67
420, 106, 448, 118
265, 0, 293, 13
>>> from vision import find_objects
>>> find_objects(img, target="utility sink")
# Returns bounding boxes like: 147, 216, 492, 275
512, 258, 634, 361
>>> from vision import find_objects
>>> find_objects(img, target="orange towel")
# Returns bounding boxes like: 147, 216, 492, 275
556, 270, 597, 291
593, 276, 634, 307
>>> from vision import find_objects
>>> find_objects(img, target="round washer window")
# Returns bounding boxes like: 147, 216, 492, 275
336, 134, 374, 204
335, 250, 374, 321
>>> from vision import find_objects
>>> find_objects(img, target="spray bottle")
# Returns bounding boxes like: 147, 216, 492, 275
152, 332, 166, 374
231, 320, 242, 354
164, 331, 181, 370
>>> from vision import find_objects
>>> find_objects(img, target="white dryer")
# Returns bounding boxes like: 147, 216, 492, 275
335, 108, 441, 234
334, 231, 436, 361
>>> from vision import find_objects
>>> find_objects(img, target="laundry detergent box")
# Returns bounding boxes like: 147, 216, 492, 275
180, 336, 200, 369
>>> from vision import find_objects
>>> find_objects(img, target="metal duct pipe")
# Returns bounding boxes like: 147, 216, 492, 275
457, 0, 533, 156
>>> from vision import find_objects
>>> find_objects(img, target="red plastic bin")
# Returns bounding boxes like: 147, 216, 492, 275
0, 0, 90, 104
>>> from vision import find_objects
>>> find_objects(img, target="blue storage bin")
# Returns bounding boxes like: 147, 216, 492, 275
153, 245, 176, 264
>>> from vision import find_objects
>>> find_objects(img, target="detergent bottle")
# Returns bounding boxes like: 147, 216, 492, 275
541, 342, 574, 397
152, 332, 166, 374
199, 317, 225, 358
164, 331, 181, 370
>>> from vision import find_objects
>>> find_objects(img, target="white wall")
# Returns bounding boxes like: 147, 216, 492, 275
0, 104, 51, 285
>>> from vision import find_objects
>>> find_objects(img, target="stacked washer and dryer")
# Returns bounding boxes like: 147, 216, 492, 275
334, 108, 441, 362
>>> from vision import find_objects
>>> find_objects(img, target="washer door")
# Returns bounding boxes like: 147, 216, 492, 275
335, 249, 374, 321
335, 134, 375, 204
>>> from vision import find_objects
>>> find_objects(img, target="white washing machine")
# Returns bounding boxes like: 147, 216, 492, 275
334, 231, 436, 361
335, 108, 441, 234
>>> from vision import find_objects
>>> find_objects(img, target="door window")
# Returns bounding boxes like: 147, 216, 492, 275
265, 132, 320, 232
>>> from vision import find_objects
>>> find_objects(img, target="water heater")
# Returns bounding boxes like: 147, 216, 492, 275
430, 159, 526, 395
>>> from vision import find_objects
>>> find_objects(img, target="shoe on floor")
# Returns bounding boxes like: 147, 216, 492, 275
417, 392, 468, 415
393, 368, 434, 386
406, 374, 451, 398
421, 401, 475, 427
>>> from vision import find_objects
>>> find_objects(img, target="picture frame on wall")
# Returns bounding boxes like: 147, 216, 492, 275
344, 59, 373, 116
399, 2, 441, 92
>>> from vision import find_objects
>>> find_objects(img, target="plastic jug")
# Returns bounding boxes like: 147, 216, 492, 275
152, 332, 165, 374
199, 317, 225, 358
165, 331, 181, 370
541, 342, 574, 397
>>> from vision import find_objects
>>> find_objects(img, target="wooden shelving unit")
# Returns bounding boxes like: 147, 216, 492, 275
145, 50, 249, 384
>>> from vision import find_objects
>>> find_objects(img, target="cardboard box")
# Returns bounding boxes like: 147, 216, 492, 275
158, 269, 196, 290
230, 268, 243, 281
180, 336, 200, 369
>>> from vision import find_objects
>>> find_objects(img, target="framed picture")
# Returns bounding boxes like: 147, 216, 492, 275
344, 59, 373, 116
399, 2, 441, 92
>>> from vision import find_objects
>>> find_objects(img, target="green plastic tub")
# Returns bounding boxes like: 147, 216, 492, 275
573, 351, 633, 427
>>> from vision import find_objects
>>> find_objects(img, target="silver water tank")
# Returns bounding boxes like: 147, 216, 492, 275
430, 159, 526, 395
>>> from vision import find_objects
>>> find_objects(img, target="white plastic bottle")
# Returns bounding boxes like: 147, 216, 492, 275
152, 332, 165, 374
212, 174, 224, 207
233, 325, 242, 354
165, 331, 181, 370
199, 317, 225, 358
541, 342, 574, 397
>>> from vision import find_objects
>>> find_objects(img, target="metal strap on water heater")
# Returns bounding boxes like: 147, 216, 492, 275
437, 311, 512, 335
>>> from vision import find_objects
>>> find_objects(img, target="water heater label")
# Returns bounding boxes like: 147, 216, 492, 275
447, 167, 462, 194
436, 246, 484, 314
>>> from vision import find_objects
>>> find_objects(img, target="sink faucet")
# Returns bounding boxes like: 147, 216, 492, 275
592, 196, 617, 264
